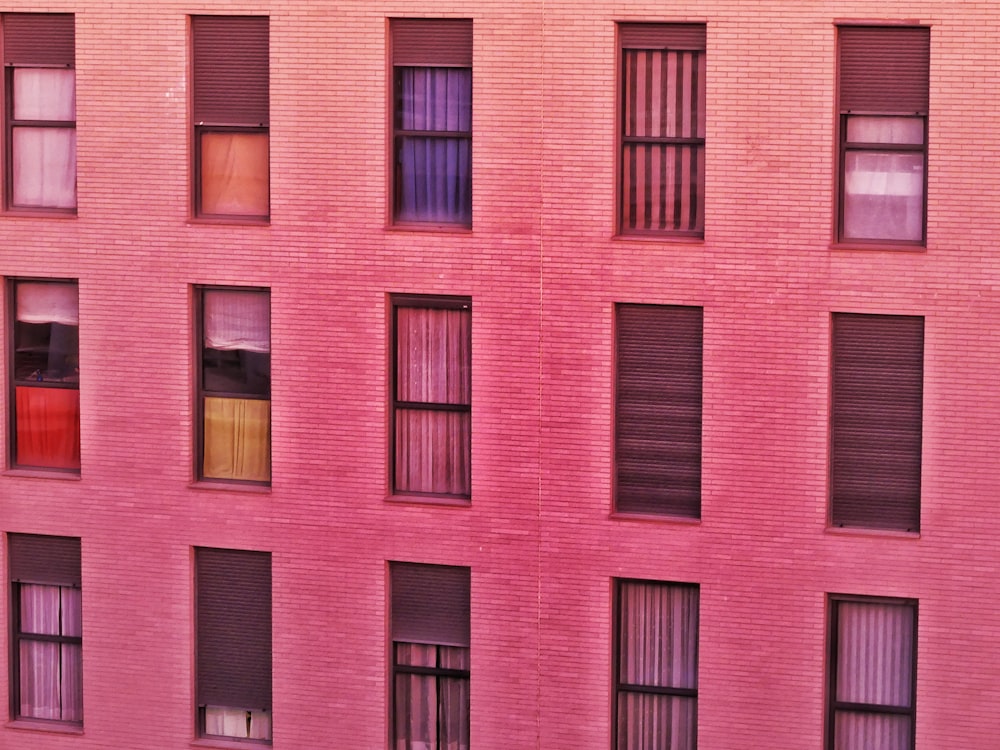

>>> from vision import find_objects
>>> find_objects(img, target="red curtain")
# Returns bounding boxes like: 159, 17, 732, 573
16, 386, 80, 469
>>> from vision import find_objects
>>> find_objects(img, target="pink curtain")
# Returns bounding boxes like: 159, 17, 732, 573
11, 68, 76, 209
622, 49, 705, 233
200, 132, 269, 217
15, 386, 81, 469
395, 644, 469, 750
19, 584, 82, 721
397, 68, 472, 224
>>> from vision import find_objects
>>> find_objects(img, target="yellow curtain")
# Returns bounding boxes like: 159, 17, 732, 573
203, 397, 270, 482
200, 132, 269, 216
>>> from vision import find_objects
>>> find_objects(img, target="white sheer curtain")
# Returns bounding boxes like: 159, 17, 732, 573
19, 584, 82, 721
205, 706, 271, 740
618, 582, 698, 750
16, 281, 79, 325
12, 68, 76, 209
204, 289, 270, 352
834, 601, 914, 750
397, 68, 472, 224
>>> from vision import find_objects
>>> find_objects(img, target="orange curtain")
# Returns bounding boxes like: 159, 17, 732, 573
15, 386, 81, 469
201, 132, 269, 216
203, 397, 270, 482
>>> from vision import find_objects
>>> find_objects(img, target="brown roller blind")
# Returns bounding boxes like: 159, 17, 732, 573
192, 15, 269, 125
619, 23, 706, 50
9, 533, 81, 586
831, 313, 923, 531
391, 562, 470, 647
839, 26, 930, 113
392, 19, 472, 66
3, 13, 74, 65
615, 304, 703, 517
196, 547, 272, 709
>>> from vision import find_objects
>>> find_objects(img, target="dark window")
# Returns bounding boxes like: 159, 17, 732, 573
614, 579, 699, 750
192, 15, 269, 220
837, 26, 929, 244
197, 287, 270, 483
391, 19, 472, 227
831, 313, 923, 531
8, 533, 82, 724
391, 295, 471, 498
615, 304, 702, 517
828, 596, 917, 750
391, 562, 470, 750
10, 279, 80, 471
619, 24, 705, 236
196, 547, 272, 742
2, 13, 76, 212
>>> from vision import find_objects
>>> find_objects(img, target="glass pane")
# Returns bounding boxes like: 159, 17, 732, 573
200, 132, 269, 217
395, 409, 471, 495
620, 582, 699, 689
622, 143, 704, 233
203, 290, 270, 354
846, 116, 924, 145
397, 643, 437, 668
834, 710, 911, 750
13, 68, 75, 121
440, 676, 470, 750
844, 151, 924, 242
60, 642, 83, 722
439, 646, 470, 671
395, 672, 436, 750
61, 587, 83, 638
398, 68, 471, 132
20, 584, 61, 635
837, 601, 914, 707
204, 706, 270, 739
203, 396, 271, 481
623, 50, 705, 139
396, 307, 471, 405
397, 136, 471, 224
15, 386, 82, 470
12, 127, 77, 209
20, 639, 61, 719
617, 692, 696, 750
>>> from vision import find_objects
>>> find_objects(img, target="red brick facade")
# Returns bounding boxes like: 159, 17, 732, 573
0, 2, 996, 748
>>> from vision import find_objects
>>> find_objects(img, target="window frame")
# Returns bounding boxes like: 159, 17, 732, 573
191, 15, 270, 222
195, 285, 271, 485
2, 12, 77, 214
826, 594, 917, 750
835, 25, 930, 247
8, 533, 83, 726
613, 578, 699, 750
617, 23, 706, 238
390, 294, 472, 500
389, 18, 473, 229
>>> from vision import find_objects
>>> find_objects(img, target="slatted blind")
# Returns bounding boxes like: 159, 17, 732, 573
831, 314, 923, 531
392, 562, 470, 647
615, 304, 703, 517
9, 533, 81, 586
839, 26, 930, 113
192, 16, 269, 125
196, 547, 272, 709
392, 19, 472, 67
619, 23, 706, 51
3, 13, 74, 65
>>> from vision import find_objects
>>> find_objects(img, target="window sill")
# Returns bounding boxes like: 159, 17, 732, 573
189, 479, 271, 494
387, 221, 472, 234
3, 208, 77, 219
192, 737, 270, 749
4, 467, 81, 480
387, 493, 471, 508
825, 525, 920, 540
188, 217, 270, 228
830, 241, 926, 253
610, 511, 701, 525
5, 718, 83, 734
613, 232, 704, 244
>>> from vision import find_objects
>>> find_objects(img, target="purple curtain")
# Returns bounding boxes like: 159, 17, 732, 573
397, 68, 472, 224
395, 644, 470, 750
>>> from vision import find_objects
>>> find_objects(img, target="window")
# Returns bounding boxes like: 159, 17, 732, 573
2, 13, 76, 212
391, 296, 471, 498
9, 533, 82, 724
192, 15, 269, 220
619, 24, 705, 237
390, 562, 470, 750
837, 26, 929, 244
831, 313, 923, 531
391, 19, 472, 227
197, 287, 270, 483
614, 580, 699, 750
196, 547, 272, 742
828, 596, 917, 750
10, 279, 80, 471
615, 304, 702, 517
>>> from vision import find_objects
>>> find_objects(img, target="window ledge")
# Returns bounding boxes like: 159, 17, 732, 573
613, 232, 704, 245
192, 737, 270, 749
5, 718, 83, 734
3, 208, 77, 219
830, 241, 926, 253
188, 217, 270, 228
3, 468, 81, 481
189, 480, 271, 494
825, 525, 920, 540
387, 222, 472, 234
387, 493, 471, 508
610, 511, 701, 525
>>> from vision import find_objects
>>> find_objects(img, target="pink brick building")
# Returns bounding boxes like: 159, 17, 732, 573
0, 2, 996, 749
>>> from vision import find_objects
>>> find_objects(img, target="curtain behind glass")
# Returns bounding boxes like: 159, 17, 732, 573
11, 69, 76, 209
200, 132, 269, 217
395, 644, 470, 750
203, 397, 270, 481
397, 68, 472, 224
15, 386, 81, 469
19, 584, 82, 721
